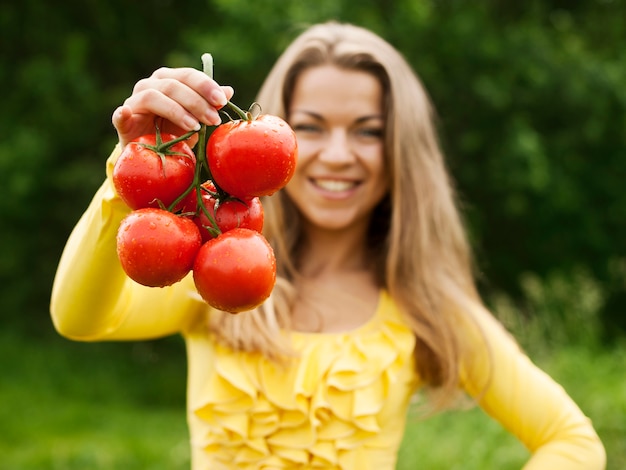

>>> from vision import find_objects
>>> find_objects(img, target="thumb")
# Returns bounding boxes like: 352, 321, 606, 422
112, 105, 135, 147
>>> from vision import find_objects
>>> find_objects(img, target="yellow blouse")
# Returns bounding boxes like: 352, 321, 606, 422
185, 289, 416, 469
50, 149, 606, 469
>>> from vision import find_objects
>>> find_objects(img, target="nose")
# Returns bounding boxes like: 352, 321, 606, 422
318, 128, 355, 165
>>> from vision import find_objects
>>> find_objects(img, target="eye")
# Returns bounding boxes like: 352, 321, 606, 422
291, 123, 323, 134
355, 127, 384, 139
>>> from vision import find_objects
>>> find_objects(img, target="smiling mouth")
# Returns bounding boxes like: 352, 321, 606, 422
311, 178, 359, 192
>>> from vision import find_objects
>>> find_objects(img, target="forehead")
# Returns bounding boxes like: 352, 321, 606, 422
289, 65, 383, 118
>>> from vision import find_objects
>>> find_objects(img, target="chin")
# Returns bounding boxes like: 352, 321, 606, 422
304, 210, 366, 232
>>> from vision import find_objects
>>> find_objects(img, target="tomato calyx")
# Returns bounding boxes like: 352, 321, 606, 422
138, 122, 198, 174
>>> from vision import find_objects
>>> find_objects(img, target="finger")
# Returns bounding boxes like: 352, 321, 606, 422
131, 79, 222, 127
112, 105, 132, 132
125, 87, 210, 129
112, 105, 141, 147
148, 67, 230, 109
221, 85, 235, 102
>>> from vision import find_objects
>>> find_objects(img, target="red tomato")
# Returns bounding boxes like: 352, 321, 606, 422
117, 208, 202, 287
207, 114, 297, 198
193, 183, 264, 242
193, 228, 276, 313
113, 133, 196, 210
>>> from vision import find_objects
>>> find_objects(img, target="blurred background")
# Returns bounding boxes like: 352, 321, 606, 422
1, 0, 624, 468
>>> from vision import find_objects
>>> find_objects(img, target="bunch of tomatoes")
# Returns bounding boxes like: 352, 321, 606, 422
112, 106, 297, 314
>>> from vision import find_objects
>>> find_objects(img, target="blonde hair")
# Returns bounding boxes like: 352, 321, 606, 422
208, 22, 490, 405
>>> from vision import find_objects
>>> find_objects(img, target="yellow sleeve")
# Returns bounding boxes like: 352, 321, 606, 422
460, 304, 606, 469
50, 146, 207, 341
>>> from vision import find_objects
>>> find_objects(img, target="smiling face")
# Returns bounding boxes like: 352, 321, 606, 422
285, 65, 389, 235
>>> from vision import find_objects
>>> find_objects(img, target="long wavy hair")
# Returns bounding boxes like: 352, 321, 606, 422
208, 21, 490, 406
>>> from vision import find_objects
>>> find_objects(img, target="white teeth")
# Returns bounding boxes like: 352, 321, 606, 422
313, 179, 357, 192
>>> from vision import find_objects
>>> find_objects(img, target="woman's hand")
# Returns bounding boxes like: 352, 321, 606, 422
112, 67, 234, 148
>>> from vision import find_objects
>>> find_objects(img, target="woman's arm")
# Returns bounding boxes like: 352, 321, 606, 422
51, 67, 233, 341
460, 304, 606, 469
50, 148, 207, 341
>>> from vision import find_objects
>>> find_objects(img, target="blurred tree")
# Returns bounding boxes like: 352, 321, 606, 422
0, 0, 212, 334
1, 0, 624, 340
401, 1, 626, 337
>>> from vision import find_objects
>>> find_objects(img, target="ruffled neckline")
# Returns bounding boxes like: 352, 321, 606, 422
191, 290, 417, 469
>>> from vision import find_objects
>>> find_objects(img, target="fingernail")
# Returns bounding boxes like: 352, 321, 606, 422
210, 89, 227, 108
183, 116, 201, 131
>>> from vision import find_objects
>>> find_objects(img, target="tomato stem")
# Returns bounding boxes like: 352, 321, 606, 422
201, 52, 252, 122
195, 125, 222, 236
201, 53, 214, 79
158, 129, 198, 149
193, 62, 222, 234
166, 169, 194, 213
165, 126, 201, 212
183, 52, 250, 235
225, 101, 250, 121
195, 124, 210, 181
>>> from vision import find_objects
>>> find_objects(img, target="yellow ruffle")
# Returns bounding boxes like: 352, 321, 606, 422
192, 291, 417, 469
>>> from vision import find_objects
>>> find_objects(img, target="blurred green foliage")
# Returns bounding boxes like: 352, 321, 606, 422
1, 0, 624, 341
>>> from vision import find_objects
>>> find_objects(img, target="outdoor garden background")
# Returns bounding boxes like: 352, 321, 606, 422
1, 1, 624, 468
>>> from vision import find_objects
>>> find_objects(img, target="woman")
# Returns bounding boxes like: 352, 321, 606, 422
51, 22, 605, 469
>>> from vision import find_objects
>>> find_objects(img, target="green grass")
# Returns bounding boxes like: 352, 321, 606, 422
1, 330, 624, 469
0, 332, 191, 469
